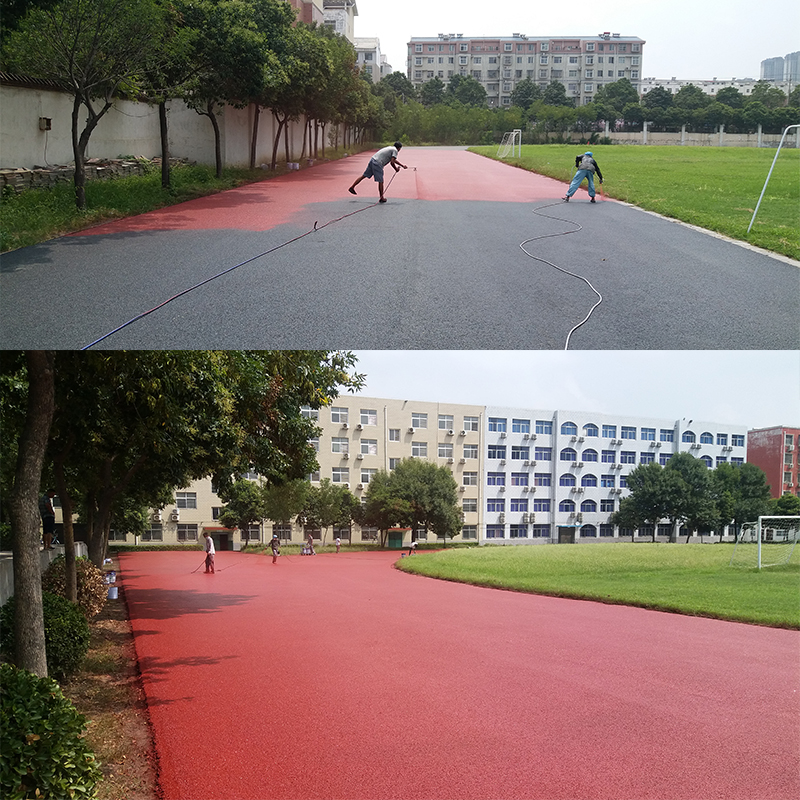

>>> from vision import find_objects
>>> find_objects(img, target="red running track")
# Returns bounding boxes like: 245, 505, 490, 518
119, 550, 799, 800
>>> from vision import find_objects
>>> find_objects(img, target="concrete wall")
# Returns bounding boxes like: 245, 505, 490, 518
1, 83, 326, 170
0, 542, 88, 607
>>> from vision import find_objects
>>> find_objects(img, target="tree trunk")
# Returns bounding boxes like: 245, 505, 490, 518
159, 100, 171, 189
9, 351, 55, 677
53, 440, 77, 603
71, 95, 87, 210
271, 112, 286, 170
300, 116, 308, 160
250, 104, 261, 170
283, 118, 291, 165
208, 102, 223, 178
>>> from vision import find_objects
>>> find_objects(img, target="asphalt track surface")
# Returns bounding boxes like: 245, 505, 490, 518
119, 550, 800, 800
1, 148, 798, 349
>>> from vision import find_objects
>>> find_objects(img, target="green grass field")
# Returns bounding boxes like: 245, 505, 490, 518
470, 144, 800, 260
397, 543, 800, 628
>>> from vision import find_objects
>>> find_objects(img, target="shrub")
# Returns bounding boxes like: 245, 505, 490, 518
0, 523, 11, 551
42, 555, 107, 618
0, 593, 91, 681
0, 663, 102, 799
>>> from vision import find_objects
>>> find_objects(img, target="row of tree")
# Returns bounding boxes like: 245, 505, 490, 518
1, 350, 364, 677
1, 0, 386, 206
610, 453, 799, 542
215, 457, 462, 548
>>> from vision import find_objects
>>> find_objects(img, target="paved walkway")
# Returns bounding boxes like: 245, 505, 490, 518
1, 148, 797, 349
119, 550, 800, 800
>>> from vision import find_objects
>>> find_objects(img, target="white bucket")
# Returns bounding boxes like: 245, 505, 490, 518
107, 586, 118, 600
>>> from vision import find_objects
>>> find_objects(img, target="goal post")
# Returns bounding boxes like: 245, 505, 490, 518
729, 516, 800, 569
498, 129, 522, 159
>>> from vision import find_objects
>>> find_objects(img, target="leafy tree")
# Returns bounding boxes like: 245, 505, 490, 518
419, 76, 446, 107
2, 0, 167, 208
510, 78, 541, 110
641, 86, 673, 111
673, 84, 712, 110
768, 493, 800, 517
380, 71, 417, 102
593, 78, 638, 115
711, 462, 771, 540
610, 462, 675, 542
542, 79, 574, 108
218, 477, 266, 546
360, 470, 412, 546
748, 81, 787, 109
715, 86, 745, 109
262, 479, 308, 529
446, 74, 487, 107
665, 453, 718, 541
300, 478, 357, 546
788, 85, 800, 108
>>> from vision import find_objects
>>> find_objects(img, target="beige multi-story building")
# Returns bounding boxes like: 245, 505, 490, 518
407, 31, 645, 107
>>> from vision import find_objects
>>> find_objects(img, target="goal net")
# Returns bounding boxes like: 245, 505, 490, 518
497, 129, 522, 159
729, 516, 800, 568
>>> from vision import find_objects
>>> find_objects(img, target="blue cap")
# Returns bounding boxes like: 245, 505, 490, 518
585, 151, 593, 156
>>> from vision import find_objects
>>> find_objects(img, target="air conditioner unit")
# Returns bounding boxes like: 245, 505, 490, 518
615, 488, 623, 494
459, 486, 465, 492
459, 430, 467, 436
523, 486, 530, 492
500, 432, 507, 438
343, 483, 349, 488
614, 463, 623, 470
530, 461, 536, 466
447, 457, 454, 464
356, 453, 363, 460
523, 460, 530, 466
341, 423, 349, 429
571, 436, 577, 442
448, 429, 455, 436
170, 511, 180, 522
578, 436, 585, 442
498, 514, 505, 523
577, 487, 584, 493
529, 513, 535, 522
522, 513, 529, 523
576, 462, 584, 467
499, 485, 506, 492
499, 459, 506, 464
576, 513, 583, 522
408, 427, 415, 434
356, 424, 363, 430
152, 512, 162, 522
356, 483, 364, 490
342, 452, 350, 459
571, 487, 578, 493
459, 458, 466, 463
655, 442, 662, 447
531, 434, 537, 440
523, 433, 530, 439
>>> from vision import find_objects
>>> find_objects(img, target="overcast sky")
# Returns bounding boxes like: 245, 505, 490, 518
355, 0, 799, 82
349, 351, 800, 429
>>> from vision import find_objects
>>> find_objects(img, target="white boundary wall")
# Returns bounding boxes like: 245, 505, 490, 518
0, 542, 88, 607
1, 83, 326, 170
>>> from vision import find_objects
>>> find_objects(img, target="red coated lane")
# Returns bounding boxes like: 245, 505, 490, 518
71, 149, 568, 237
119, 551, 800, 800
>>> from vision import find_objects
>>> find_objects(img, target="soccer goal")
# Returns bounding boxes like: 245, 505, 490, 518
729, 516, 800, 569
497, 129, 522, 159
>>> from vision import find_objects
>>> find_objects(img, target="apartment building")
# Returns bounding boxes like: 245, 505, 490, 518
481, 408, 748, 544
286, 0, 324, 26
354, 38, 387, 83
407, 31, 645, 107
746, 426, 799, 498
322, 0, 357, 43
641, 76, 793, 98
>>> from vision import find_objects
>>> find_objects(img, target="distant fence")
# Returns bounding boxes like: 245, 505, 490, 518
0, 542, 89, 607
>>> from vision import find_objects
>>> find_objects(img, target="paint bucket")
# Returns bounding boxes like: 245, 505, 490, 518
107, 586, 118, 600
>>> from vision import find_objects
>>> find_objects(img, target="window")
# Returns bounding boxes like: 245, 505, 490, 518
532, 524, 550, 538
488, 417, 507, 432
535, 447, 552, 460
332, 467, 349, 483
700, 456, 713, 467
388, 458, 401, 470
582, 449, 598, 462
486, 525, 505, 539
511, 445, 530, 460
581, 474, 597, 487
559, 499, 575, 513
510, 525, 528, 539
487, 472, 506, 486
640, 452, 655, 464
463, 472, 478, 485
660, 429, 674, 442
361, 468, 377, 484
463, 416, 480, 431
700, 432, 714, 444
438, 442, 453, 458
560, 473, 576, 487
360, 409, 377, 426
412, 412, 428, 429
487, 498, 505, 512
620, 475, 628, 488
659, 453, 672, 466
389, 429, 400, 441
621, 426, 636, 439
599, 524, 614, 537
309, 437, 320, 452
177, 524, 198, 541
731, 457, 744, 465
488, 444, 506, 459
601, 474, 615, 488
640, 428, 655, 441
717, 433, 728, 446
511, 472, 529, 486
732, 434, 744, 447
561, 421, 578, 436
462, 525, 478, 540
143, 524, 163, 542
584, 423, 598, 437
560, 447, 577, 462
535, 420, 553, 435
601, 450, 616, 463
580, 525, 597, 538
716, 456, 728, 466
176, 492, 197, 509
602, 425, 617, 438
512, 418, 531, 433
332, 437, 349, 454
601, 496, 615, 510
412, 441, 427, 457
620, 451, 636, 464
463, 444, 478, 459
682, 430, 696, 443
331, 407, 348, 424
308, 470, 320, 482
510, 498, 528, 512
462, 498, 478, 513
438, 414, 454, 430
533, 498, 551, 512
581, 500, 597, 513
361, 439, 378, 455
301, 405, 319, 421
534, 473, 551, 486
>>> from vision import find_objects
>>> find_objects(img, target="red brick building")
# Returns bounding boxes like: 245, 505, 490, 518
747, 426, 800, 498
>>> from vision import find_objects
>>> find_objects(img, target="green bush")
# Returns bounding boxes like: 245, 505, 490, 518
42, 556, 107, 618
0, 523, 11, 551
0, 593, 91, 681
0, 663, 101, 799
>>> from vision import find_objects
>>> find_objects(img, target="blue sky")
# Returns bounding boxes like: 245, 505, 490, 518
355, 0, 800, 82
350, 351, 800, 430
